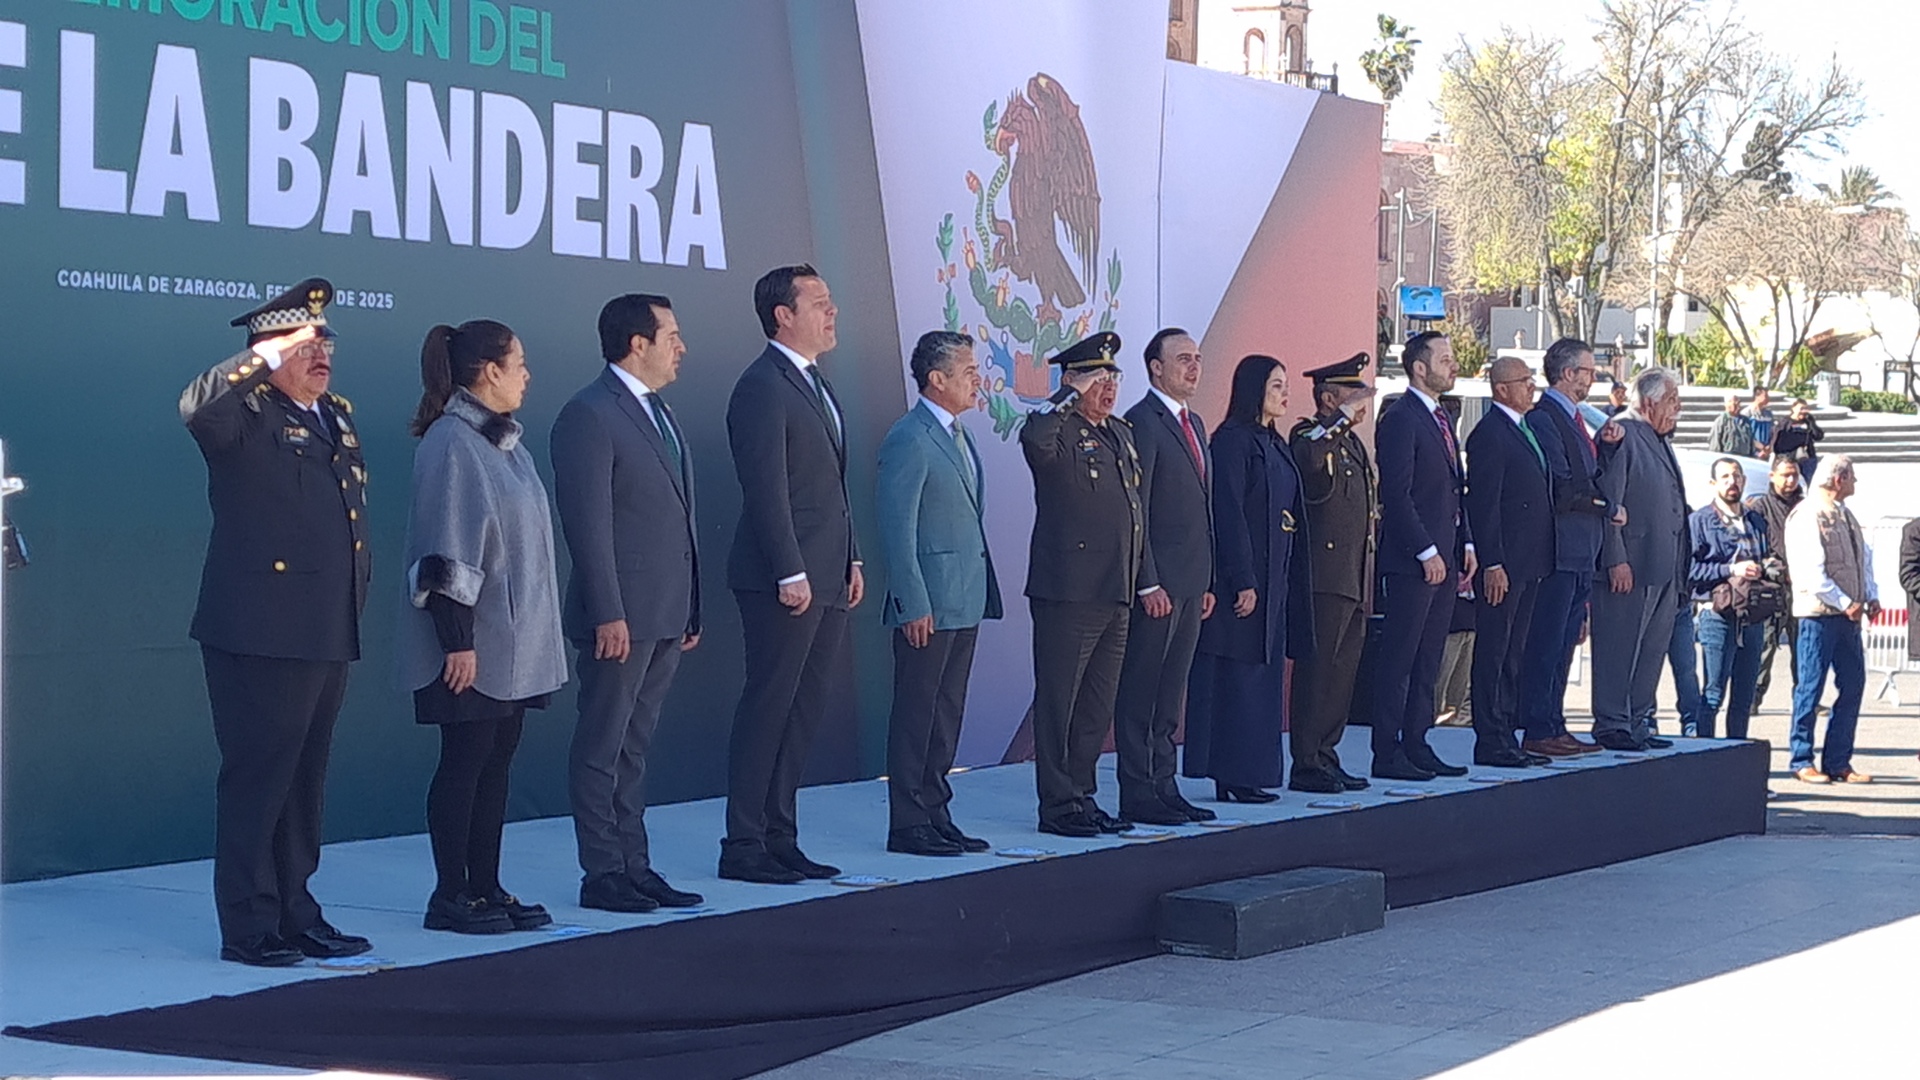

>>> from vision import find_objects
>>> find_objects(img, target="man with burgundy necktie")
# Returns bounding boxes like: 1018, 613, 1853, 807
1114, 328, 1217, 826
1369, 330, 1475, 780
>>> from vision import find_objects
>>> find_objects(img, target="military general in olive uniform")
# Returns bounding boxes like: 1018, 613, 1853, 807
1020, 333, 1150, 838
179, 278, 373, 967
1286, 353, 1379, 794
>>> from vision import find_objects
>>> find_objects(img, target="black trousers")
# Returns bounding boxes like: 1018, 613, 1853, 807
724, 590, 849, 851
1291, 592, 1366, 775
1030, 598, 1129, 823
1369, 571, 1452, 763
1113, 593, 1203, 812
201, 645, 347, 946
570, 636, 682, 879
1470, 572, 1543, 756
426, 712, 525, 900
886, 626, 979, 830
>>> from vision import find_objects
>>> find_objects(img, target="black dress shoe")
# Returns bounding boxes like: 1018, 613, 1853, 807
718, 847, 806, 885
1593, 730, 1649, 751
1215, 782, 1280, 803
285, 921, 372, 958
1162, 792, 1216, 822
219, 933, 304, 967
1333, 765, 1372, 791
1038, 812, 1101, 838
1088, 807, 1134, 833
1471, 747, 1536, 769
1288, 769, 1346, 794
581, 872, 660, 912
424, 891, 514, 934
931, 819, 992, 852
1523, 751, 1553, 765
1372, 751, 1436, 781
1119, 801, 1191, 826
1405, 746, 1469, 777
631, 869, 704, 907
1644, 735, 1674, 749
887, 824, 965, 856
768, 845, 841, 879
486, 890, 553, 930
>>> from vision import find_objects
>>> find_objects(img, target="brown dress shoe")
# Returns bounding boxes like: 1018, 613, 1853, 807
1552, 734, 1604, 754
1794, 767, 1830, 784
1521, 738, 1581, 758
1832, 768, 1874, 784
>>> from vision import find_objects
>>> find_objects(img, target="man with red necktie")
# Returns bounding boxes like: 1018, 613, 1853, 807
1369, 331, 1476, 781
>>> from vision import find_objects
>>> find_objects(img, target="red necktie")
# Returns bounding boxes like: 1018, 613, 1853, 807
1180, 408, 1205, 481
1432, 405, 1458, 462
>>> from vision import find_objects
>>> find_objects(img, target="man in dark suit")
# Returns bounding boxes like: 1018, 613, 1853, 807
875, 331, 1003, 856
1518, 338, 1619, 757
1464, 356, 1556, 768
551, 294, 705, 913
1289, 353, 1378, 793
1370, 331, 1475, 780
1591, 367, 1690, 750
1021, 333, 1148, 837
179, 279, 372, 966
1114, 328, 1217, 826
721, 264, 863, 884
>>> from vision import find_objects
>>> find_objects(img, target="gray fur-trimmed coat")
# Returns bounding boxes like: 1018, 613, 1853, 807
399, 388, 567, 701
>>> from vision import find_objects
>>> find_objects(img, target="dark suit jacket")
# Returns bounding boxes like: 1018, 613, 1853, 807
180, 350, 371, 662
1196, 421, 1314, 665
1527, 392, 1615, 574
550, 366, 699, 644
1020, 404, 1148, 604
725, 344, 860, 606
1465, 406, 1554, 583
1899, 519, 1920, 660
1375, 390, 1470, 576
1124, 391, 1213, 600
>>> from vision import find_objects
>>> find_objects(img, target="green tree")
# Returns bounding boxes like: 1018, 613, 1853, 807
1360, 15, 1420, 127
1817, 165, 1893, 208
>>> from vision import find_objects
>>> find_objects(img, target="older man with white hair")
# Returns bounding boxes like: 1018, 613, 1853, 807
1784, 454, 1878, 784
1590, 367, 1691, 751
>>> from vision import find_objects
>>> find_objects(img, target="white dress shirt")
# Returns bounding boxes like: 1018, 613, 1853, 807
1786, 495, 1878, 614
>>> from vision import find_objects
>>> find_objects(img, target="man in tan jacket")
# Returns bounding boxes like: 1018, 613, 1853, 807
1783, 454, 1878, 784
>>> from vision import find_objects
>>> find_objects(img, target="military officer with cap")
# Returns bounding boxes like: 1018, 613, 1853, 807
1020, 332, 1150, 837
1287, 353, 1378, 793
179, 278, 373, 966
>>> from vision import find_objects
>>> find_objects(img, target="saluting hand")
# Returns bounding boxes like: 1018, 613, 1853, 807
442, 650, 477, 695
250, 324, 317, 364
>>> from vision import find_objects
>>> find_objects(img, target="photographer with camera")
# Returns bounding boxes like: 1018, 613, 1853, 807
1688, 458, 1785, 740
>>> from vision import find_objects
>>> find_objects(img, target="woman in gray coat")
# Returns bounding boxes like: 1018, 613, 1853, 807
402, 320, 566, 934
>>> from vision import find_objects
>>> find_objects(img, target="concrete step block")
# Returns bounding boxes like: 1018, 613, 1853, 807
1157, 866, 1385, 960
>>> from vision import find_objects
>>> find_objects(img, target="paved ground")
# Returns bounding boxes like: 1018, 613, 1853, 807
758, 655, 1920, 1079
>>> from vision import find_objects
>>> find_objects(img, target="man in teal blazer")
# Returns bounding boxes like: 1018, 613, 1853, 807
877, 331, 1003, 856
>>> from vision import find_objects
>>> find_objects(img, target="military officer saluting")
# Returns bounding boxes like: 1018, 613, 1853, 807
179, 278, 373, 966
1286, 352, 1378, 794
1020, 332, 1151, 837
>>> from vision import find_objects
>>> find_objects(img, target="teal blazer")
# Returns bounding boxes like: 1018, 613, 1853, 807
876, 401, 1003, 630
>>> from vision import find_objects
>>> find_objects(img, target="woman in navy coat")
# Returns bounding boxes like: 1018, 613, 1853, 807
1184, 355, 1316, 801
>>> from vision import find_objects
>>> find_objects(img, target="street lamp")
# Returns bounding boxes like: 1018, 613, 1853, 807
1613, 108, 1665, 372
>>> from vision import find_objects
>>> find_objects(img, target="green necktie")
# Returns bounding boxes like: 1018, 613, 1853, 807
1517, 417, 1546, 470
646, 392, 683, 480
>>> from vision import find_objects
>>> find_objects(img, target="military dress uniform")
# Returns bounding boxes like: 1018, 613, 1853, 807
1287, 354, 1378, 792
179, 279, 373, 965
1020, 333, 1150, 837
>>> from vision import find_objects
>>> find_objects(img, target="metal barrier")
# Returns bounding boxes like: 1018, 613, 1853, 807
1866, 518, 1915, 704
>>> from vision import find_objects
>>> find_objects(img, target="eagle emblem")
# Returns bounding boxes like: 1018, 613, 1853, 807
934, 73, 1123, 440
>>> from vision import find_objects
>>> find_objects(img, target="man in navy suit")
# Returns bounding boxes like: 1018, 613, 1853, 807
1370, 331, 1475, 780
720, 265, 864, 884
875, 331, 1003, 856
1518, 338, 1621, 757
1114, 328, 1218, 826
551, 294, 704, 914
1464, 357, 1556, 768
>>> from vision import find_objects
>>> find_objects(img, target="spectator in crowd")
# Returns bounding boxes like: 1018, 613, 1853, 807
1434, 591, 1475, 728
1784, 454, 1876, 784
1774, 398, 1825, 481
1708, 394, 1755, 456
1747, 455, 1804, 707
1605, 380, 1630, 417
1689, 458, 1778, 739
1900, 517, 1920, 763
1651, 601, 1703, 738
1745, 386, 1777, 458
1591, 367, 1689, 751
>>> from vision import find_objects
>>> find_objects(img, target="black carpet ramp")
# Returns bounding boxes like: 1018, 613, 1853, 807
7, 742, 1769, 1079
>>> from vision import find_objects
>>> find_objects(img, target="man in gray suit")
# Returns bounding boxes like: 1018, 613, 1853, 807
876, 331, 1003, 856
550, 294, 704, 913
1590, 367, 1689, 751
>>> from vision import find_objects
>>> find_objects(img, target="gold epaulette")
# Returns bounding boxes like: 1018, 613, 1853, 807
326, 392, 353, 414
